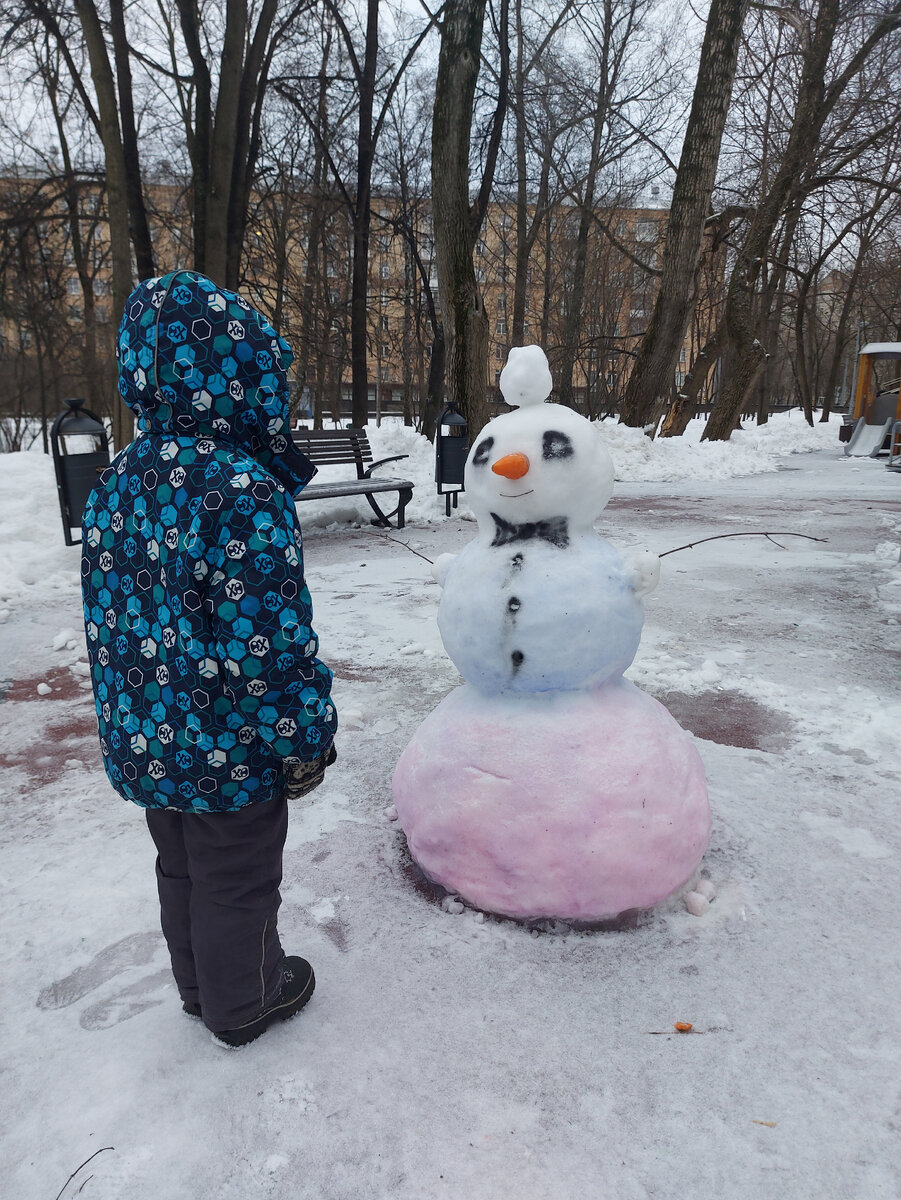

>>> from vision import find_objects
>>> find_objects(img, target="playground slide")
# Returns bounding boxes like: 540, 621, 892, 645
844, 417, 893, 457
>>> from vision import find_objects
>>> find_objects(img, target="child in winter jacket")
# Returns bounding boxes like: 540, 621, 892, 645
82, 270, 337, 1046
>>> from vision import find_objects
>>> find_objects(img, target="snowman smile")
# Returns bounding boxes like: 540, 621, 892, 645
499, 489, 534, 498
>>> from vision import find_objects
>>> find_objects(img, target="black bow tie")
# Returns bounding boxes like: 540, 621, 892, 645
490, 513, 570, 549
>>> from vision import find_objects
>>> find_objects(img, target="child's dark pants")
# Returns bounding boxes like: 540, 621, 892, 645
145, 794, 288, 1033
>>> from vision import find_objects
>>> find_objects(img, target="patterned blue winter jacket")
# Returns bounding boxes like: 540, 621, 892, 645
82, 270, 337, 813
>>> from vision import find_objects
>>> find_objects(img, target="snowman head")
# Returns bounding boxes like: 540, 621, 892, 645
465, 347, 615, 537
498, 345, 553, 407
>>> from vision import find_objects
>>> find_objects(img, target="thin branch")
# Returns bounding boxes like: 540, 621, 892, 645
372, 12, 441, 148
54, 1148, 115, 1200
368, 529, 435, 564
659, 531, 827, 557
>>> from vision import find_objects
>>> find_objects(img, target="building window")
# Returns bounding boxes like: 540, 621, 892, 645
675, 370, 685, 387
476, 266, 486, 283
496, 319, 507, 335
476, 240, 486, 257
67, 277, 81, 295
679, 347, 687, 363
497, 294, 506, 312
379, 365, 389, 381
95, 304, 110, 324
379, 261, 390, 279
381, 342, 390, 358
635, 220, 658, 243
381, 315, 389, 331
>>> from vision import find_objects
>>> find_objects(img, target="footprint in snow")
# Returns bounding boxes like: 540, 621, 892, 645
37, 930, 167, 1027
79, 968, 174, 1030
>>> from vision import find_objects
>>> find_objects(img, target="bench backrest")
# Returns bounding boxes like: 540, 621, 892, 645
291, 427, 372, 478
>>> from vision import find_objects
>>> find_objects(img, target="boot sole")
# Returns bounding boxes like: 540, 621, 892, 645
210, 968, 316, 1049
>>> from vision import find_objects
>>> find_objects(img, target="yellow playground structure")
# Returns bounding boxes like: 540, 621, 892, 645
843, 343, 901, 464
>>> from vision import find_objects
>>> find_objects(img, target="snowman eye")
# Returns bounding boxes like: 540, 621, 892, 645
542, 431, 573, 460
472, 437, 494, 466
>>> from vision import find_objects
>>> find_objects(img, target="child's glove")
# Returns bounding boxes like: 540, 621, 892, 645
282, 745, 337, 800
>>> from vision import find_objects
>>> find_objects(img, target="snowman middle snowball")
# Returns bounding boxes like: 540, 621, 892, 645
434, 347, 648, 695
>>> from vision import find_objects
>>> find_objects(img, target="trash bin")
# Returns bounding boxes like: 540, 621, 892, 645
435, 404, 469, 517
50, 398, 110, 546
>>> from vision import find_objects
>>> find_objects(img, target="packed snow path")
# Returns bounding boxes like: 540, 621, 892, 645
1, 440, 899, 1199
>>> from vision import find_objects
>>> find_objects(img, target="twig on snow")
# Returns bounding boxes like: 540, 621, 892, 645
659, 531, 827, 558
368, 529, 435, 565
54, 1148, 114, 1200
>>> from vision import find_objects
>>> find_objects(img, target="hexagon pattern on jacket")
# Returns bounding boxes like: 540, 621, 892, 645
82, 270, 337, 813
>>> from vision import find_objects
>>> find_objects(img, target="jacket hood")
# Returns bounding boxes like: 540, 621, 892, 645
116, 270, 314, 496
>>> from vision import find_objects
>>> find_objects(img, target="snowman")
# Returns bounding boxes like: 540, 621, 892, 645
393, 347, 710, 923
433, 345, 660, 694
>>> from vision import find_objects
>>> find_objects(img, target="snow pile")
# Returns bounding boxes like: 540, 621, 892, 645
596, 410, 841, 482
0, 453, 81, 621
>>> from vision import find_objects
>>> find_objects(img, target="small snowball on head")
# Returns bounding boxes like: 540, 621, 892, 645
500, 346, 553, 408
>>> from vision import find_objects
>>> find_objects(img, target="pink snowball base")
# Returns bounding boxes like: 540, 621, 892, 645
392, 679, 710, 922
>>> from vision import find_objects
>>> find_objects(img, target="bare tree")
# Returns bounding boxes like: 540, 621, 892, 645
619, 0, 750, 431
700, 0, 901, 440
432, 0, 509, 434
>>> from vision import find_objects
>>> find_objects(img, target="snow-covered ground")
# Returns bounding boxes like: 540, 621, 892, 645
2, 416, 900, 1200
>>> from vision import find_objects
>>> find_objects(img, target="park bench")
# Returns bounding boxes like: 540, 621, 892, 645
291, 426, 414, 528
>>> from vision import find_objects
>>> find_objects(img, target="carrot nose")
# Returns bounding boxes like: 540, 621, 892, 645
491, 452, 530, 479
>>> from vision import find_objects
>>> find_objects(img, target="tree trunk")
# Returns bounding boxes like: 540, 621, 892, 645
619, 0, 750, 429
432, 0, 492, 435
421, 331, 446, 442
175, 0, 212, 273
45, 69, 104, 416
820, 240, 868, 421
349, 0, 379, 429
205, 0, 248, 285
225, 0, 279, 288
109, 0, 155, 280
297, 33, 331, 405
74, 0, 133, 449
659, 318, 727, 436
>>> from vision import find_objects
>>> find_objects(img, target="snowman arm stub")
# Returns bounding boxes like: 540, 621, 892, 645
431, 552, 456, 586
623, 548, 661, 597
